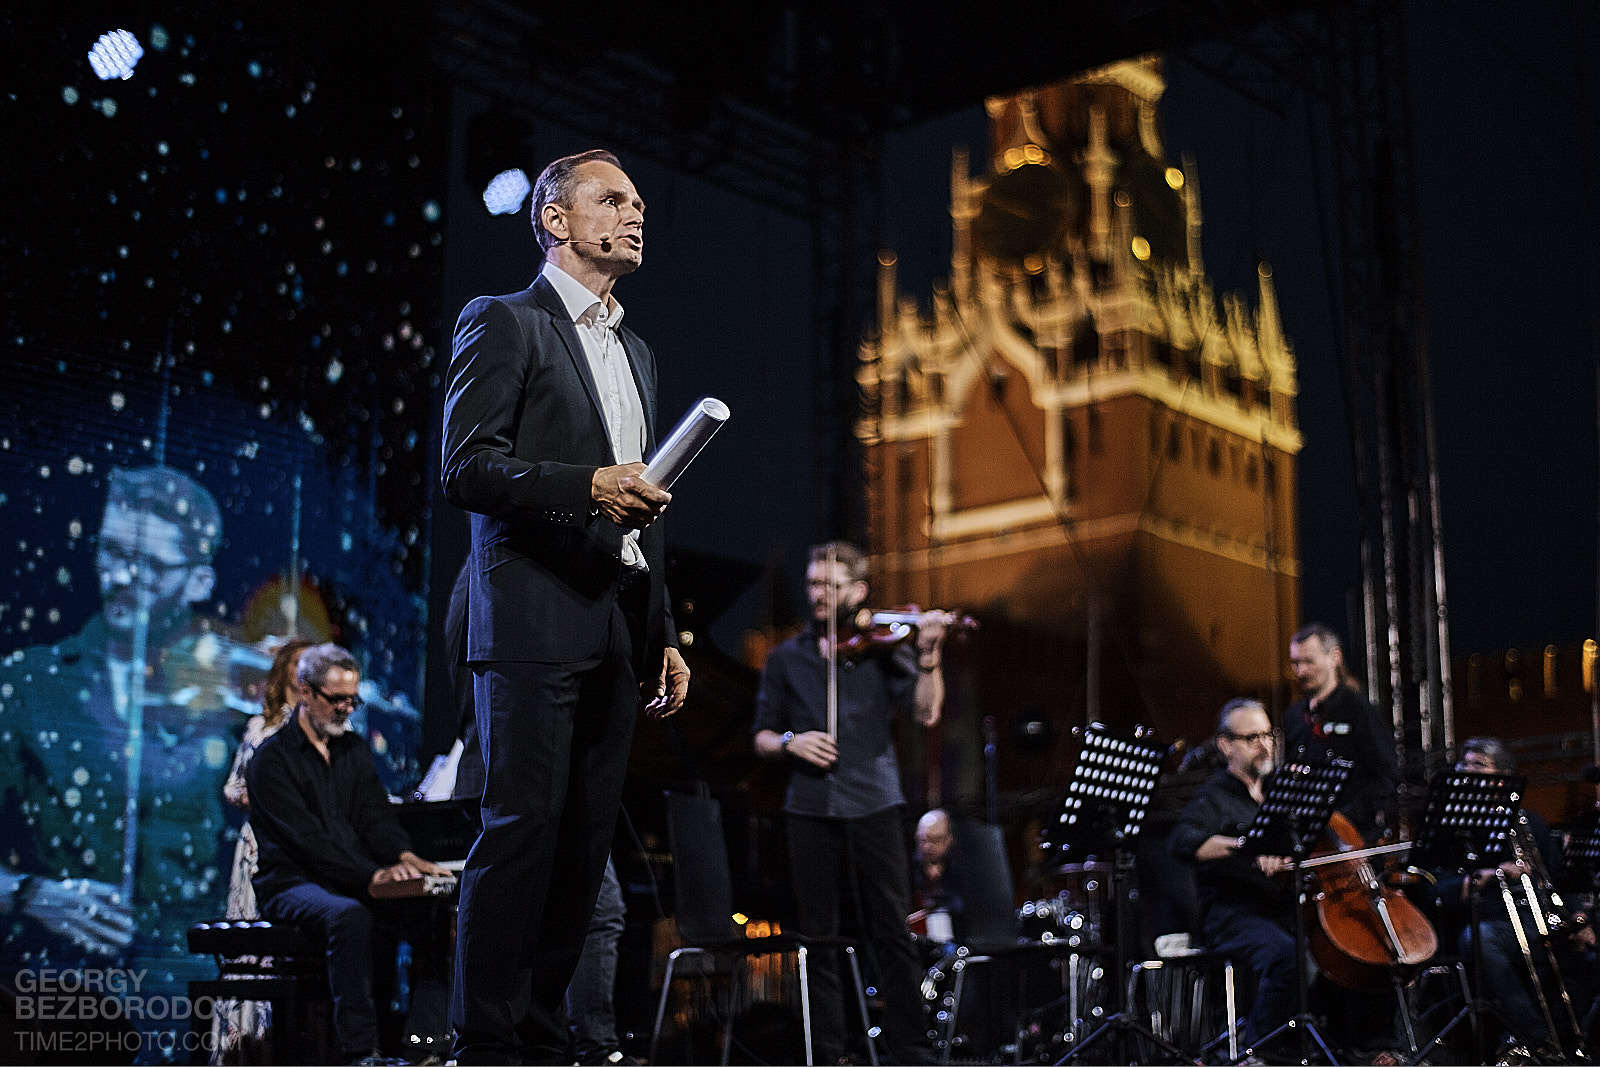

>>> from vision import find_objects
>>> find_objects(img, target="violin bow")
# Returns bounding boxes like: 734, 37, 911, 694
825, 544, 838, 740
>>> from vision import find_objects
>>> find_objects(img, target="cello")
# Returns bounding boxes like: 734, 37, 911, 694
1302, 811, 1438, 990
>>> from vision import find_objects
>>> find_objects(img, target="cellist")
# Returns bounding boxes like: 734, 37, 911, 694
1170, 699, 1298, 1054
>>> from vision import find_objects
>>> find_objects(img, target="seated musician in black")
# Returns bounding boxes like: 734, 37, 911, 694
1431, 737, 1580, 1056
247, 642, 454, 1065
1170, 698, 1296, 1051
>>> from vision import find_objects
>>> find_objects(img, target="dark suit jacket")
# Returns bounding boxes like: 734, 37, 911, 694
441, 273, 674, 673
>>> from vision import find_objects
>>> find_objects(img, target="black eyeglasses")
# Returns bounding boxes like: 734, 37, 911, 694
308, 683, 363, 711
1222, 729, 1280, 745
97, 545, 195, 585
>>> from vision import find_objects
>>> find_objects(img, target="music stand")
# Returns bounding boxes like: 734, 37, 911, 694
1231, 758, 1350, 1066
1045, 723, 1191, 1065
1561, 813, 1600, 896
1404, 769, 1524, 1066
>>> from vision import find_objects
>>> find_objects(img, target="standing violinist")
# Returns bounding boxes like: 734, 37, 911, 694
1286, 624, 1399, 839
1170, 699, 1298, 1054
752, 540, 947, 1065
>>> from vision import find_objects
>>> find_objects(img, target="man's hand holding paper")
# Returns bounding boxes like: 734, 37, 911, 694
591, 461, 671, 528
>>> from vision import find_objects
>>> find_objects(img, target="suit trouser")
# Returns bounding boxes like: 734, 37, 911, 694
787, 808, 926, 1062
451, 607, 637, 1064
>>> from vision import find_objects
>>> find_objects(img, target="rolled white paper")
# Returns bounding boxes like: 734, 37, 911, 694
642, 397, 730, 490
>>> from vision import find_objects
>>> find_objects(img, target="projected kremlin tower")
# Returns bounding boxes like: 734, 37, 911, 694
857, 57, 1302, 805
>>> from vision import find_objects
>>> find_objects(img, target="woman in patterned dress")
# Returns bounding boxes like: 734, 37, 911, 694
211, 638, 314, 1063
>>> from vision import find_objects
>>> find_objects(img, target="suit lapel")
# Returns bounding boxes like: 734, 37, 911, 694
530, 276, 610, 453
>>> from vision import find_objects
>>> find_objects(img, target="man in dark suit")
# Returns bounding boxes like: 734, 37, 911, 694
441, 148, 690, 1065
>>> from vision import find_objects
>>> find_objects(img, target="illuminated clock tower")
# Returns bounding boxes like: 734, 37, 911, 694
857, 57, 1302, 808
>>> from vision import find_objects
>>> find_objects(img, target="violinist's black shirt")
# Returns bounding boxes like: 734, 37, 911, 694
752, 627, 917, 819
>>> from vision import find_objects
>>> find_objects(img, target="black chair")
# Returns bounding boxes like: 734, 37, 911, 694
186, 918, 329, 1065
648, 790, 879, 1066
1125, 835, 1240, 1064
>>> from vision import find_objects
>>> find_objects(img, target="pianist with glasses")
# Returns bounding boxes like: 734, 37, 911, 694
246, 642, 454, 1066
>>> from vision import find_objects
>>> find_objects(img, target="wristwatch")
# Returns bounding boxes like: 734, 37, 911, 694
780, 730, 795, 753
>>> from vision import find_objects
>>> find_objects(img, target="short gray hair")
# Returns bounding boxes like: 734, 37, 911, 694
530, 148, 623, 252
297, 642, 359, 690
1461, 736, 1516, 774
1290, 623, 1342, 653
1217, 697, 1266, 736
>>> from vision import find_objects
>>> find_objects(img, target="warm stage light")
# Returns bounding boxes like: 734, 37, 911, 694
482, 168, 532, 216
89, 29, 143, 81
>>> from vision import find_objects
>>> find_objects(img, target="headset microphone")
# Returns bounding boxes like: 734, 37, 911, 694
559, 233, 616, 251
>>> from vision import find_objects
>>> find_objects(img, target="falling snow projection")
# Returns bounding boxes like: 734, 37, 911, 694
3, 9, 444, 593
1, 8, 442, 1044
0, 349, 428, 1007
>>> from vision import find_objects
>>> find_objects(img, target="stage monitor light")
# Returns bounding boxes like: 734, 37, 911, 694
88, 29, 143, 81
482, 168, 532, 216
465, 111, 534, 212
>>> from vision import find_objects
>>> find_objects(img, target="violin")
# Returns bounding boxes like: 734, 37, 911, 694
838, 606, 978, 661
1304, 811, 1438, 990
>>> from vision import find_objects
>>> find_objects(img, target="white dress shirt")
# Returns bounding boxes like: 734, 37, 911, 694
541, 260, 649, 570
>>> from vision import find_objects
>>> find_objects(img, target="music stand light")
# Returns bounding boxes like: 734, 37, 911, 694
1230, 758, 1350, 1065
1407, 770, 1525, 1066
1411, 769, 1523, 872
1237, 759, 1350, 859
1047, 724, 1191, 1065
1040, 722, 1164, 863
1559, 811, 1600, 894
